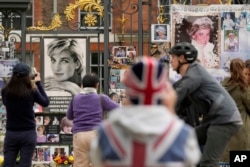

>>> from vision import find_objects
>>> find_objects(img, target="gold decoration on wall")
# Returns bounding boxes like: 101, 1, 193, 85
0, 26, 13, 40
157, 6, 167, 24
219, 0, 232, 4
117, 14, 128, 34
84, 13, 97, 26
27, 14, 62, 31
64, 0, 104, 27
151, 43, 162, 59
173, 0, 187, 4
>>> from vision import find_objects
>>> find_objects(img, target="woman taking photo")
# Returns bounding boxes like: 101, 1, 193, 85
45, 38, 85, 96
1, 62, 49, 167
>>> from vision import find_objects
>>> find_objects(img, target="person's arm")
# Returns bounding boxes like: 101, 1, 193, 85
33, 73, 49, 107
174, 75, 201, 113
162, 82, 177, 114
101, 94, 120, 112
34, 81, 50, 107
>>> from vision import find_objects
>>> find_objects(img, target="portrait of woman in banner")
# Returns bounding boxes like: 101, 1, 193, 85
44, 38, 86, 96
173, 15, 220, 68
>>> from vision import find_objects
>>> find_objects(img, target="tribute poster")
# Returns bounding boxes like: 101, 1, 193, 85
170, 5, 250, 82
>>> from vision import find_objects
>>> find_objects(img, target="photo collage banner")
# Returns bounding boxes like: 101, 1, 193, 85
109, 45, 137, 106
32, 112, 73, 164
170, 4, 250, 82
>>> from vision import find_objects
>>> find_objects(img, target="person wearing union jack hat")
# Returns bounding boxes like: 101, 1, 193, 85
90, 56, 201, 167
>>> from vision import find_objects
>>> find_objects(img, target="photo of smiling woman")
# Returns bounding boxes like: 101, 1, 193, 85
44, 38, 86, 96
186, 16, 219, 68
173, 15, 220, 69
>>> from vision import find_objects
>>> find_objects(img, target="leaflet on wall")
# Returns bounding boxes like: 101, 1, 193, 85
109, 89, 127, 107
44, 93, 72, 112
109, 68, 127, 106
109, 69, 126, 89
32, 146, 51, 163
0, 59, 19, 78
170, 4, 250, 82
109, 46, 137, 68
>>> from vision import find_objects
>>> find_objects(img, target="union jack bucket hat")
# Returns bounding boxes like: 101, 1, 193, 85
123, 56, 167, 105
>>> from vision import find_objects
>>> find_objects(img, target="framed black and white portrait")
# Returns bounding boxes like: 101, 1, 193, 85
43, 37, 87, 97
151, 24, 170, 42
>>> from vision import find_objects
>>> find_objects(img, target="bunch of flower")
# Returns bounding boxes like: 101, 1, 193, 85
0, 155, 3, 166
52, 153, 74, 165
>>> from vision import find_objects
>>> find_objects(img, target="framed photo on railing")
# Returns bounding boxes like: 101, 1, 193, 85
151, 24, 170, 42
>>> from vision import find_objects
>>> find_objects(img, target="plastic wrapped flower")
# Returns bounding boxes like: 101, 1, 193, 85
53, 154, 74, 165
68, 155, 74, 163
0, 155, 3, 166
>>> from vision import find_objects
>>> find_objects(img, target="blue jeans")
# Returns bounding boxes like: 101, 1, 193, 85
4, 130, 36, 167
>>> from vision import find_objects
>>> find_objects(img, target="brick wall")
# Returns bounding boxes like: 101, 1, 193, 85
112, 0, 158, 34
33, 0, 77, 31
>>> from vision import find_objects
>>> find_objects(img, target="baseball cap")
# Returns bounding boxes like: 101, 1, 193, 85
123, 56, 167, 105
13, 62, 31, 77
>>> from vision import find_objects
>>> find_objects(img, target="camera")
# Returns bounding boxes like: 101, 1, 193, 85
31, 67, 37, 80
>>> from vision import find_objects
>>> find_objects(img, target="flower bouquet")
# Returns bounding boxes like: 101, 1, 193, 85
52, 153, 74, 167
0, 155, 3, 167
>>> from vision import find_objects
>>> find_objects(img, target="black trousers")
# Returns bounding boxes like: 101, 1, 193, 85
3, 129, 36, 167
195, 123, 241, 167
